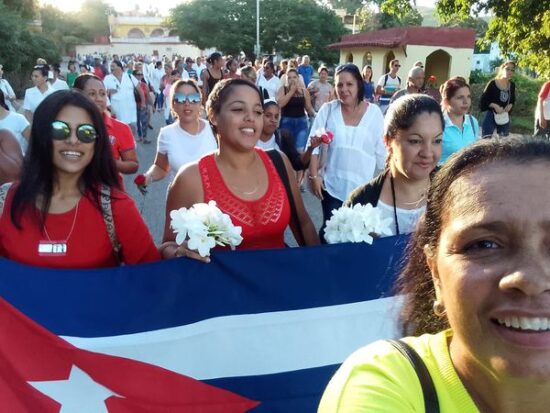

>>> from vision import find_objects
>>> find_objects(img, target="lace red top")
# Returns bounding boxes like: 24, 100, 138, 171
199, 149, 291, 250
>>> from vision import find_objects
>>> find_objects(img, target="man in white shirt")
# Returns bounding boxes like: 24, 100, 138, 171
192, 56, 207, 86
376, 59, 402, 114
50, 64, 69, 91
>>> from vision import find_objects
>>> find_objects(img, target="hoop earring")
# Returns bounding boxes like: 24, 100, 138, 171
433, 300, 446, 318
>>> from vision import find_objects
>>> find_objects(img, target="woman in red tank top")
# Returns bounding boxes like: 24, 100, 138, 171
160, 79, 319, 261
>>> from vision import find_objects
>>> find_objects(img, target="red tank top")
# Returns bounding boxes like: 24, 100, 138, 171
198, 149, 290, 250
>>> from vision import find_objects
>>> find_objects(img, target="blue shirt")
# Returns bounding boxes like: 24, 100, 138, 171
298, 65, 314, 86
363, 81, 375, 102
440, 112, 479, 164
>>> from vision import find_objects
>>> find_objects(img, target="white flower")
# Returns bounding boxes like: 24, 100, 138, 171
170, 201, 243, 257
324, 203, 392, 244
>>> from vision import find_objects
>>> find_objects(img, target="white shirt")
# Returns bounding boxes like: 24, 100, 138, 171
308, 100, 386, 201
51, 78, 70, 91
0, 79, 16, 111
192, 63, 207, 86
23, 84, 55, 114
256, 134, 280, 151
0, 111, 30, 154
103, 73, 138, 124
377, 73, 401, 105
377, 200, 425, 236
149, 68, 164, 91
257, 75, 280, 100
157, 118, 218, 181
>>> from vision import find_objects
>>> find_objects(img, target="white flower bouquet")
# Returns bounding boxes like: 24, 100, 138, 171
170, 201, 243, 257
324, 203, 392, 244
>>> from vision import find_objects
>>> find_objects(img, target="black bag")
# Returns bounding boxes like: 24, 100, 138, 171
129, 74, 142, 105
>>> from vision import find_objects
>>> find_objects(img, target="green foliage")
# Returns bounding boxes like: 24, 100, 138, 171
3, 0, 38, 20
76, 0, 113, 39
326, 0, 365, 13
470, 73, 544, 134
40, 5, 91, 54
468, 69, 492, 85
436, 0, 550, 77
356, 0, 423, 31
167, 0, 347, 64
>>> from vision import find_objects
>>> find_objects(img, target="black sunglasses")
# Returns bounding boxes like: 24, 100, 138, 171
51, 120, 97, 143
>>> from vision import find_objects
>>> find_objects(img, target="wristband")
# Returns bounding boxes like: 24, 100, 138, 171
308, 175, 318, 180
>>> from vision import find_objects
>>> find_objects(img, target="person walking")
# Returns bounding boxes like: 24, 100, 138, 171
376, 59, 402, 114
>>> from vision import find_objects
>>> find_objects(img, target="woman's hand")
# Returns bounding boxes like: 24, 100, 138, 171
309, 176, 324, 200
308, 136, 323, 150
504, 104, 513, 112
160, 241, 211, 263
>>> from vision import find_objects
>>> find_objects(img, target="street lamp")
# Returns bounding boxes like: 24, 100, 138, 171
255, 0, 260, 57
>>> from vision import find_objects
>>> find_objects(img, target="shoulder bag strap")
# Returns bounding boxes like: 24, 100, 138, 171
99, 185, 121, 264
468, 115, 476, 137
386, 339, 440, 413
0, 182, 13, 217
266, 150, 305, 246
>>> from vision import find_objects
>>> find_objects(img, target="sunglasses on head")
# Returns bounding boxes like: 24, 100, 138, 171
173, 92, 201, 104
51, 120, 97, 143
335, 63, 358, 74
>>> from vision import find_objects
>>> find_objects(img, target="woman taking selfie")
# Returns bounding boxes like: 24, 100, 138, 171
320, 137, 550, 412
0, 90, 159, 268
346, 94, 443, 236
161, 79, 319, 261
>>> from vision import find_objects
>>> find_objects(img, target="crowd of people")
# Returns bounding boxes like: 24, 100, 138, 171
0, 48, 549, 412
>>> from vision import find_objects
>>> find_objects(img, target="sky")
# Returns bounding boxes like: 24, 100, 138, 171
40, 0, 439, 15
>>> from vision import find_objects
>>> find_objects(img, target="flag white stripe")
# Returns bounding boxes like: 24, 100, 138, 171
63, 297, 401, 380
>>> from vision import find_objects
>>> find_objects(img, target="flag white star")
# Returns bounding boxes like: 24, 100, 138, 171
28, 365, 122, 412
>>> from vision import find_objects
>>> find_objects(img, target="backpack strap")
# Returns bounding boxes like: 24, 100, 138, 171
266, 150, 305, 246
0, 182, 13, 218
383, 74, 388, 87
386, 339, 440, 413
99, 185, 121, 263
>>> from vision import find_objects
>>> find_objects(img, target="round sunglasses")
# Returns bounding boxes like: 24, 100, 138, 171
173, 92, 201, 104
51, 120, 98, 143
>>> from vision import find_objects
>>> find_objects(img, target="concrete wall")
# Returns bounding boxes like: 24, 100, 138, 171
75, 43, 207, 59
111, 24, 166, 39
339, 44, 473, 84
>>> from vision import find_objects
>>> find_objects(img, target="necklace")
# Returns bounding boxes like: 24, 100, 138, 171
389, 174, 428, 235
229, 184, 259, 196
43, 200, 80, 243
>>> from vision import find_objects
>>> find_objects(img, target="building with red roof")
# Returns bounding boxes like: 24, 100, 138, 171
329, 27, 476, 86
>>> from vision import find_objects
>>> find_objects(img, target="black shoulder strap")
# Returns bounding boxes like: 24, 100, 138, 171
387, 339, 440, 413
383, 74, 388, 87
266, 150, 305, 246
468, 115, 475, 136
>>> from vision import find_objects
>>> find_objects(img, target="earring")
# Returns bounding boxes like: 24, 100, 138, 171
433, 300, 446, 318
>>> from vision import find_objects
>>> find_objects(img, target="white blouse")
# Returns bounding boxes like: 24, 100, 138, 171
308, 100, 386, 201
377, 200, 425, 236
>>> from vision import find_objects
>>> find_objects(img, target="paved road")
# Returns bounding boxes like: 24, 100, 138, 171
122, 111, 324, 246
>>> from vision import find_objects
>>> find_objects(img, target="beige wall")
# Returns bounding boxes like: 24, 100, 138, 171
111, 24, 165, 38
339, 44, 473, 84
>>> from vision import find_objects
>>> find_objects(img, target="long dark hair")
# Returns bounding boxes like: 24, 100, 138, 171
396, 136, 550, 336
10, 90, 119, 229
0, 89, 9, 111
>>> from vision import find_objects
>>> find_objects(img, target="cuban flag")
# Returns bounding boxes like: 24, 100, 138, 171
0, 235, 408, 412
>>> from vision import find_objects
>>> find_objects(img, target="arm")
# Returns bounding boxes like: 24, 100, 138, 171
24, 110, 33, 123
308, 154, 324, 200
303, 89, 316, 117
160, 164, 209, 262
111, 192, 160, 265
280, 152, 320, 246
0, 130, 22, 184
300, 136, 322, 168
116, 149, 139, 174
201, 70, 209, 104
143, 152, 170, 184
277, 84, 297, 108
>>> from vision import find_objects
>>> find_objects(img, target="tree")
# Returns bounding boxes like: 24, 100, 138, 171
3, 0, 38, 20
356, 0, 423, 31
325, 0, 365, 13
76, 0, 114, 39
41, 5, 90, 54
436, 0, 550, 77
167, 0, 347, 64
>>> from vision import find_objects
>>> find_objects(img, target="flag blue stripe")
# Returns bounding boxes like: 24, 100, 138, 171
206, 364, 341, 412
0, 235, 408, 337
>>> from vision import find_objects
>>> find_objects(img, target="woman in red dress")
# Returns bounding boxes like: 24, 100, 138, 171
161, 79, 319, 261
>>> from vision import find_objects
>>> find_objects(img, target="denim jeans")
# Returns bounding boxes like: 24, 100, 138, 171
482, 110, 510, 138
319, 189, 344, 244
136, 107, 150, 139
280, 116, 309, 151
